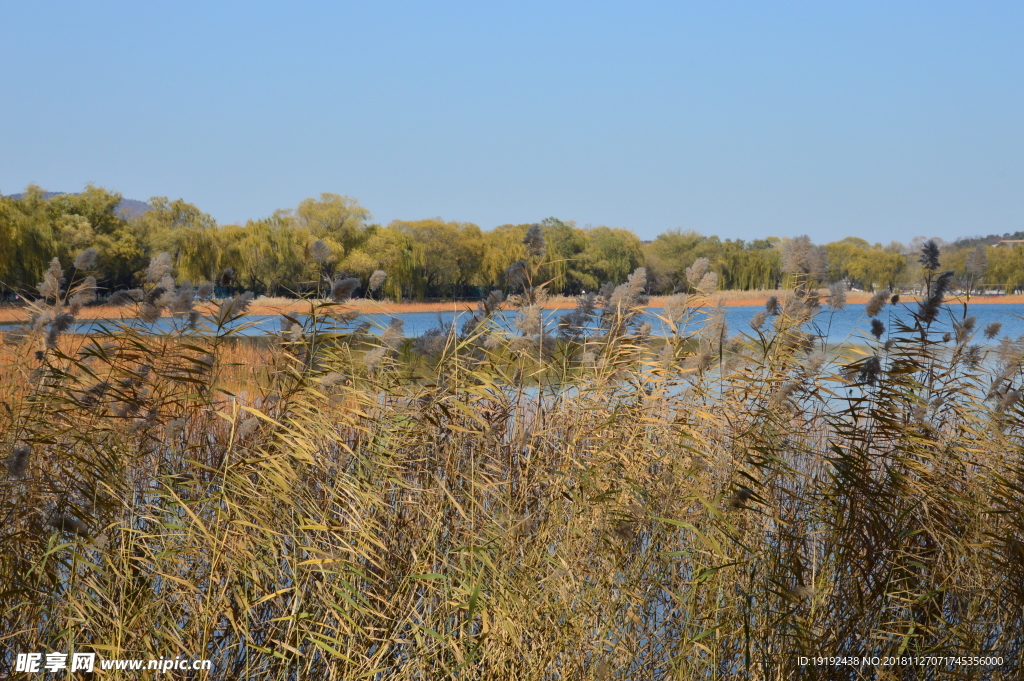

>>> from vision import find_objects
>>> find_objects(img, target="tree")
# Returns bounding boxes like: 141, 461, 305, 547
848, 247, 905, 291
361, 227, 415, 300
579, 226, 645, 289
480, 224, 529, 290
825, 237, 870, 285
780, 235, 827, 286
48, 185, 143, 289
965, 245, 988, 288
718, 239, 781, 290
389, 219, 486, 299
50, 184, 128, 238
292, 193, 371, 258
0, 187, 57, 291
226, 218, 306, 296
131, 197, 220, 285
538, 218, 591, 294
988, 245, 1024, 293
643, 230, 708, 293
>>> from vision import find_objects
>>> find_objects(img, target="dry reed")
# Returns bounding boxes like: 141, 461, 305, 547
1, 258, 1023, 680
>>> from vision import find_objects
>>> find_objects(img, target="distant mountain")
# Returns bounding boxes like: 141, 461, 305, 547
113, 197, 152, 218
954, 231, 1024, 248
3, 191, 151, 219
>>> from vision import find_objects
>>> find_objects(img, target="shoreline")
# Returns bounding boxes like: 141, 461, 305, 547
1, 290, 1021, 323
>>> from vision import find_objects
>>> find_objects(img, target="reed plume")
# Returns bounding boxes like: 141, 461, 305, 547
865, 289, 890, 317
330, 277, 360, 303
523, 223, 546, 258
73, 248, 98, 270
369, 269, 387, 292
146, 252, 173, 284
828, 281, 847, 310
781, 235, 828, 277
684, 258, 709, 290
6, 444, 30, 479
37, 258, 64, 301
505, 259, 528, 289
918, 270, 955, 325
919, 239, 941, 271
310, 239, 331, 265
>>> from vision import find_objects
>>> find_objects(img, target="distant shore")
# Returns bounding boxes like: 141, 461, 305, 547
1, 289, 1021, 323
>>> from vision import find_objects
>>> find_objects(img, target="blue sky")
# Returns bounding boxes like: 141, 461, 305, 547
2, 1, 1023, 242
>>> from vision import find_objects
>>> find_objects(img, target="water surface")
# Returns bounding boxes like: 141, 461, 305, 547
21, 302, 1024, 344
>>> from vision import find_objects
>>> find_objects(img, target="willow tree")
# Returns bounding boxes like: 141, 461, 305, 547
538, 217, 590, 294
292, 194, 371, 258
226, 218, 306, 295
578, 226, 645, 291
360, 227, 416, 300
389, 219, 486, 299
0, 188, 57, 291
132, 197, 220, 284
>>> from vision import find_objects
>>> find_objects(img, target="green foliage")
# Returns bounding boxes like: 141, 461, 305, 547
231, 217, 309, 295
5, 184, 1024, 303
578, 226, 645, 290
825, 237, 906, 291
390, 218, 486, 299
296, 193, 370, 241
989, 244, 1024, 293
536, 217, 591, 293
0, 187, 57, 288
645, 231, 782, 293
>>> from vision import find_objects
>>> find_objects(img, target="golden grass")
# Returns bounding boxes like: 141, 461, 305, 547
1, 288, 1023, 679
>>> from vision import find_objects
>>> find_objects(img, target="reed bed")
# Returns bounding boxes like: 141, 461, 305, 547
2, 254, 1023, 680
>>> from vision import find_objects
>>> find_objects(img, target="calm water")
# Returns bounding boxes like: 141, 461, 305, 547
55, 301, 1024, 344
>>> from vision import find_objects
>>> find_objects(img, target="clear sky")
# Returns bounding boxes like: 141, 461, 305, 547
2, 1, 1023, 242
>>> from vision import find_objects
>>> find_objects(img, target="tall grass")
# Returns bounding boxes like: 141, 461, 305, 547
1, 257, 1023, 679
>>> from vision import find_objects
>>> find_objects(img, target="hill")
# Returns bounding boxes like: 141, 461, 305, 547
3, 191, 151, 219
954, 230, 1024, 248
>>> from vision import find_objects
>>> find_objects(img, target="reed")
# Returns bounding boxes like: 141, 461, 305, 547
1, 250, 1023, 679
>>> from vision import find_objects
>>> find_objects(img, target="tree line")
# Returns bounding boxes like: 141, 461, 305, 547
3, 184, 1023, 300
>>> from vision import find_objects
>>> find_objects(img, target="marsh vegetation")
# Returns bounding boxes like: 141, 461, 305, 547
2, 234, 1023, 679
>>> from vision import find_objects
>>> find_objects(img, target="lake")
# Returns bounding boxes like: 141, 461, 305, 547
55, 301, 1024, 344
